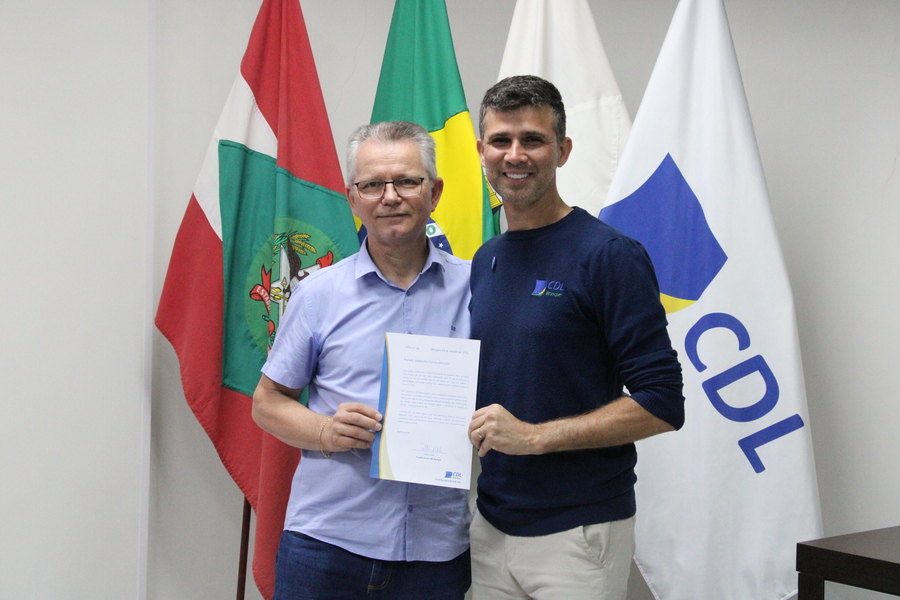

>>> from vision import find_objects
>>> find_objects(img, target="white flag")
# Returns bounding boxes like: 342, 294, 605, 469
498, 0, 631, 217
600, 0, 822, 598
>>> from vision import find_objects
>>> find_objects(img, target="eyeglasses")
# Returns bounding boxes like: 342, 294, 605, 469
353, 177, 426, 200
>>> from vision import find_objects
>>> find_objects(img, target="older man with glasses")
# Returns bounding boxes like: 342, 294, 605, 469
253, 121, 472, 600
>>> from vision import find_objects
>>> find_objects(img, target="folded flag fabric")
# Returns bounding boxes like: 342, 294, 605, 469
498, 0, 631, 217
371, 0, 498, 258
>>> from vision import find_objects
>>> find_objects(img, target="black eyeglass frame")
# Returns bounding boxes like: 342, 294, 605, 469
353, 177, 427, 200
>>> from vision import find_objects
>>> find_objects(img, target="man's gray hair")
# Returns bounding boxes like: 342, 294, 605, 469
346, 121, 437, 184
479, 75, 566, 143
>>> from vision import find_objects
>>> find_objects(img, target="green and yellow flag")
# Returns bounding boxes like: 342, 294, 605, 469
372, 0, 499, 259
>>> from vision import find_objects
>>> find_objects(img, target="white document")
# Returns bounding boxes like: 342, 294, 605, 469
370, 332, 480, 489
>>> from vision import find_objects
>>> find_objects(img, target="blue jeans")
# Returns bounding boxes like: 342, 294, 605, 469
274, 530, 471, 600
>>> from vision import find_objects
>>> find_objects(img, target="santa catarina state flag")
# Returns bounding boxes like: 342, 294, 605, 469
371, 0, 499, 259
155, 0, 359, 597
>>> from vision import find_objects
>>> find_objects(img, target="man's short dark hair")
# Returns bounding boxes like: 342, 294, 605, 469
479, 75, 566, 143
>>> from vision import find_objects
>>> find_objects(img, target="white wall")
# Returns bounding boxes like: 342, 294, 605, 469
0, 1, 152, 599
150, 2, 263, 598
1, 1, 898, 599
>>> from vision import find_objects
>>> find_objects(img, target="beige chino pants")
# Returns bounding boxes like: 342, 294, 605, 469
470, 509, 635, 600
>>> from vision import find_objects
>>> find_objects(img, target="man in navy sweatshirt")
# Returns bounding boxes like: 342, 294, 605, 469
467, 75, 685, 600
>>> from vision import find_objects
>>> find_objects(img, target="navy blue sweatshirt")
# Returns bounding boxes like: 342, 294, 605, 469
470, 207, 684, 536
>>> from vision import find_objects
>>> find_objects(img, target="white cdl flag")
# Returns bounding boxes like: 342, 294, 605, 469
498, 0, 631, 217
600, 0, 822, 598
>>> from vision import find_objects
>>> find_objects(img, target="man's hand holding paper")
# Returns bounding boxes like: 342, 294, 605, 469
370, 332, 481, 489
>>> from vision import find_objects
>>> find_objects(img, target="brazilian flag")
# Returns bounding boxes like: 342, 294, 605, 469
372, 0, 499, 259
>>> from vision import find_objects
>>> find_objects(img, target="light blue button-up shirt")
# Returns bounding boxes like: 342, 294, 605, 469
262, 240, 471, 562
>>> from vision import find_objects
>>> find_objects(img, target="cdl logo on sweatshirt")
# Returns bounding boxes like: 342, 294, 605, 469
532, 280, 565, 297
600, 154, 727, 314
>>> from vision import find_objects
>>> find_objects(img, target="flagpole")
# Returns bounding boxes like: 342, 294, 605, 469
236, 497, 251, 600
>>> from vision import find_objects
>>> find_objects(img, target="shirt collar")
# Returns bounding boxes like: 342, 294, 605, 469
355, 237, 445, 284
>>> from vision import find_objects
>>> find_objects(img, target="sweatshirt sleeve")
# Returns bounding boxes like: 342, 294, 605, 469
591, 236, 685, 430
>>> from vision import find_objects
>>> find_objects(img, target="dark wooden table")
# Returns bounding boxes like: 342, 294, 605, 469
797, 525, 900, 598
